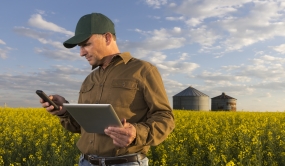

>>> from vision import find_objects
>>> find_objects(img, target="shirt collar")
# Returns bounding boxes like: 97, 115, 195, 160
117, 52, 133, 64
91, 52, 133, 70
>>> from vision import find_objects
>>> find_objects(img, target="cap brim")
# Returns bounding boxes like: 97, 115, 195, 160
63, 33, 92, 48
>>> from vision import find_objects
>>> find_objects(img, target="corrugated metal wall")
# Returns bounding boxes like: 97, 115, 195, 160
173, 96, 209, 111
211, 93, 237, 111
211, 98, 236, 111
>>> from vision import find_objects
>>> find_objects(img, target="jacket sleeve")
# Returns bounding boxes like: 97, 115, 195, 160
133, 65, 175, 146
57, 76, 91, 134
58, 110, 81, 133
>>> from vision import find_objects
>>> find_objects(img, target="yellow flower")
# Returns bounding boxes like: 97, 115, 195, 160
226, 161, 235, 166
0, 156, 4, 165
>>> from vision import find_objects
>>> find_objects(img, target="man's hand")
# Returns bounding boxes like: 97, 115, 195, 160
40, 94, 67, 116
104, 118, 136, 147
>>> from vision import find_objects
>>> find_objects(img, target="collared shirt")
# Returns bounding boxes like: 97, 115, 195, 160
59, 52, 175, 157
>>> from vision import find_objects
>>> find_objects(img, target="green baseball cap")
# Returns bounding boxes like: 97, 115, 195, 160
63, 13, 115, 48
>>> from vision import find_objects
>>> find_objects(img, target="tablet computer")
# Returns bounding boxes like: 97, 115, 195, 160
63, 103, 123, 133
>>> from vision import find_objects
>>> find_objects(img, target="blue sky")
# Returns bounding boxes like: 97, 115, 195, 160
1, 0, 285, 111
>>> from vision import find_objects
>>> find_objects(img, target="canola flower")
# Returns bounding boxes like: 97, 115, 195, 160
1, 107, 285, 165
149, 111, 285, 165
0, 107, 80, 166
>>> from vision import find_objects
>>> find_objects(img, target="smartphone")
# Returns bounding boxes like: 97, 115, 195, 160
36, 90, 59, 110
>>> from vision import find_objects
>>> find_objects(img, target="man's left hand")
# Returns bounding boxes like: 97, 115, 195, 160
104, 118, 136, 147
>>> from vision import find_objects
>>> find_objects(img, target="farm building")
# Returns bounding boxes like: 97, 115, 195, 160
211, 92, 237, 111
173, 86, 209, 111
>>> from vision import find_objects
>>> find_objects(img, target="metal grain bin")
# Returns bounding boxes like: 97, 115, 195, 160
211, 92, 237, 111
173, 86, 209, 111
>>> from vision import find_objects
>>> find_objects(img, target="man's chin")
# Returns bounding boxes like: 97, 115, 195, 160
88, 61, 93, 66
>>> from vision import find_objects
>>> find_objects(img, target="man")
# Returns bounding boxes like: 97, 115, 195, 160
40, 13, 175, 166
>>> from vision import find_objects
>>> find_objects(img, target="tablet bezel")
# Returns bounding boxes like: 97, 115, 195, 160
62, 103, 123, 133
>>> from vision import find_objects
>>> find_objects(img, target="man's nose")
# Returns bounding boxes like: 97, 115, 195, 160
80, 47, 87, 57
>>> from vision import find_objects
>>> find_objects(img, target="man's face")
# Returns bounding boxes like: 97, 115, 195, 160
78, 34, 107, 67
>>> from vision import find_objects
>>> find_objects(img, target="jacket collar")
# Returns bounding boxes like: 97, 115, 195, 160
117, 52, 132, 64
91, 52, 133, 70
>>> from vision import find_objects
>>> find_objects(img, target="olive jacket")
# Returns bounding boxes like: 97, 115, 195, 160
59, 52, 175, 157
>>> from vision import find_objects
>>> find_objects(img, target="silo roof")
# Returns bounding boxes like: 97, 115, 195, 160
174, 86, 209, 97
212, 92, 236, 99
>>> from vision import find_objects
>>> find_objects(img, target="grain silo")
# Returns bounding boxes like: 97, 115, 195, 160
211, 92, 237, 111
173, 86, 209, 111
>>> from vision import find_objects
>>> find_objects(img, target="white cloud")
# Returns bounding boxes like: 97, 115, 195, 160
0, 48, 8, 59
14, 26, 80, 61
28, 14, 74, 36
170, 0, 250, 22
186, 52, 285, 106
236, 60, 285, 80
165, 0, 285, 53
143, 28, 185, 50
179, 53, 189, 61
196, 71, 251, 83
261, 55, 281, 61
0, 65, 88, 107
270, 44, 285, 54
134, 1, 285, 56
36, 9, 45, 15
165, 16, 184, 21
122, 28, 186, 51
0, 39, 6, 45
14, 26, 49, 39
188, 25, 221, 48
162, 78, 184, 96
148, 52, 199, 76
221, 65, 243, 71
156, 61, 199, 74
128, 49, 199, 76
148, 52, 167, 63
254, 51, 264, 56
254, 81, 285, 90
196, 54, 285, 94
172, 27, 181, 33
256, 55, 285, 65
34, 47, 81, 61
149, 15, 161, 19
185, 18, 203, 27
168, 3, 176, 7
145, 0, 167, 9
219, 1, 285, 51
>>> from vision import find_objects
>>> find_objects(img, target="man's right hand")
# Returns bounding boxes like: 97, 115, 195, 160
40, 94, 68, 116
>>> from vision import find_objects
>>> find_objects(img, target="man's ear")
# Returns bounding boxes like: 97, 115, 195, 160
105, 32, 112, 45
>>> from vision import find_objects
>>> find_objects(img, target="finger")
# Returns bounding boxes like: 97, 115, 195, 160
106, 129, 128, 141
121, 118, 126, 126
106, 129, 127, 138
111, 135, 129, 147
50, 110, 61, 115
41, 101, 49, 108
49, 95, 53, 100
113, 139, 127, 147
107, 125, 129, 133
107, 129, 134, 145
49, 106, 64, 115
46, 105, 55, 112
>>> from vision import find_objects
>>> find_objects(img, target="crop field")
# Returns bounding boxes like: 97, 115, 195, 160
1, 107, 285, 166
